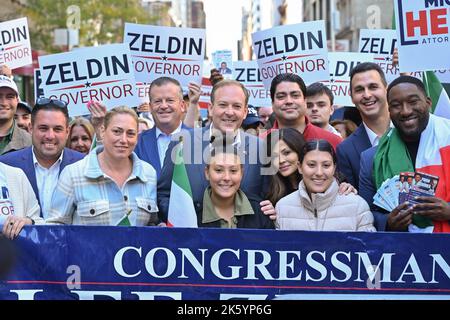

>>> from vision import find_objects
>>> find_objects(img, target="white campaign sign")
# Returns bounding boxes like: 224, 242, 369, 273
252, 20, 329, 89
435, 69, 450, 83
394, 0, 450, 72
359, 29, 399, 84
135, 82, 150, 104
124, 23, 205, 91
326, 52, 374, 106
39, 44, 139, 117
0, 17, 32, 69
34, 68, 44, 100
359, 28, 450, 84
232, 61, 271, 107
213, 50, 233, 79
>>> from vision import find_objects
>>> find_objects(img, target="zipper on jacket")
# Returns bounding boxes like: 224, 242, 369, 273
314, 208, 317, 218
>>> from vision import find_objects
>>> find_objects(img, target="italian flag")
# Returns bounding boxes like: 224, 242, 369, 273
414, 114, 450, 233
117, 209, 131, 226
167, 142, 198, 228
423, 71, 450, 120
90, 134, 98, 152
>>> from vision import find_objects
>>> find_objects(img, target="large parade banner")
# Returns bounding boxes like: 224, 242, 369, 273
394, 0, 450, 72
0, 18, 32, 69
1, 226, 450, 300
124, 23, 206, 91
325, 52, 374, 106
233, 61, 271, 107
251, 21, 329, 89
38, 44, 139, 116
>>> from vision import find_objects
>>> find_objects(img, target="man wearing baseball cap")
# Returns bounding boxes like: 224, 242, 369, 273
242, 105, 264, 136
0, 75, 31, 154
15, 101, 32, 133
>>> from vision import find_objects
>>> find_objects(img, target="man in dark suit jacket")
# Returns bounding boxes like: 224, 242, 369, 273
358, 145, 385, 230
135, 123, 189, 178
336, 124, 371, 189
359, 76, 450, 233
157, 80, 272, 228
219, 62, 232, 75
336, 62, 391, 190
0, 99, 84, 218
135, 77, 190, 178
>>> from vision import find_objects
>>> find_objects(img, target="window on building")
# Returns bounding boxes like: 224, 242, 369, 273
319, 0, 323, 19
313, 2, 317, 20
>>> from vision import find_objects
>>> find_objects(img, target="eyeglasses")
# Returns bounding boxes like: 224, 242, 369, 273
35, 97, 68, 109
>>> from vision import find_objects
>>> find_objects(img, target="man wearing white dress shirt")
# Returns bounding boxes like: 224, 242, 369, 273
336, 62, 392, 190
0, 99, 84, 218
135, 77, 190, 179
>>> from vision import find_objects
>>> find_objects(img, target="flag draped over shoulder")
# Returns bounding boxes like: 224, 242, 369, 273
423, 71, 450, 120
373, 114, 450, 233
167, 141, 198, 228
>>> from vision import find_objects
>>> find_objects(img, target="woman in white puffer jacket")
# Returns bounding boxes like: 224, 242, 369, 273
275, 139, 375, 232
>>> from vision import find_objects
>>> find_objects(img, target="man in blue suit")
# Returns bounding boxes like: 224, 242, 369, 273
135, 77, 190, 178
157, 80, 273, 228
336, 63, 391, 190
0, 99, 84, 218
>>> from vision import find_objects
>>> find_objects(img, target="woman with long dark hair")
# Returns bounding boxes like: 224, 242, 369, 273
262, 129, 357, 221
266, 128, 306, 205
266, 129, 355, 204
275, 139, 375, 231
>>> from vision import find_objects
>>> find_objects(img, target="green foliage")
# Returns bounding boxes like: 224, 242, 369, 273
21, 0, 157, 52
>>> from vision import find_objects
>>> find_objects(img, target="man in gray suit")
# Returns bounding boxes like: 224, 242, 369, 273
157, 80, 272, 228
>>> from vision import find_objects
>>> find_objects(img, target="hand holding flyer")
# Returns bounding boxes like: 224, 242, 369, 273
373, 175, 400, 212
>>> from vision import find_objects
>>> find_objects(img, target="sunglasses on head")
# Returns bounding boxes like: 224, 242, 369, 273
35, 97, 68, 109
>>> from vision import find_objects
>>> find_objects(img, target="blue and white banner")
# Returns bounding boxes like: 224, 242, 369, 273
1, 226, 450, 300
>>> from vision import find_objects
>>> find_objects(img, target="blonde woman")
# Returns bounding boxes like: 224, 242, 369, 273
47, 107, 158, 226
67, 117, 95, 154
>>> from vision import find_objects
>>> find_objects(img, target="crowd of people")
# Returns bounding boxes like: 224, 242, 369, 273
1, 54, 450, 240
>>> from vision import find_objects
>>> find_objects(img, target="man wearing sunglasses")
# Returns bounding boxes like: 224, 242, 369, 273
0, 98, 84, 218
0, 75, 32, 155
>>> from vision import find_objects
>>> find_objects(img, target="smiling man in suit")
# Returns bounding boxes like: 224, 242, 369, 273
134, 77, 191, 179
336, 62, 391, 190
0, 99, 84, 218
157, 80, 273, 228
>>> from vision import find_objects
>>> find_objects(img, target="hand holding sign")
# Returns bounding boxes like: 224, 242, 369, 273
188, 82, 201, 106
137, 102, 150, 113
0, 65, 12, 78
87, 100, 107, 140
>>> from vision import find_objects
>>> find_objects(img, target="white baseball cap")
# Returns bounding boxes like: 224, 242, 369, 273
0, 75, 19, 96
